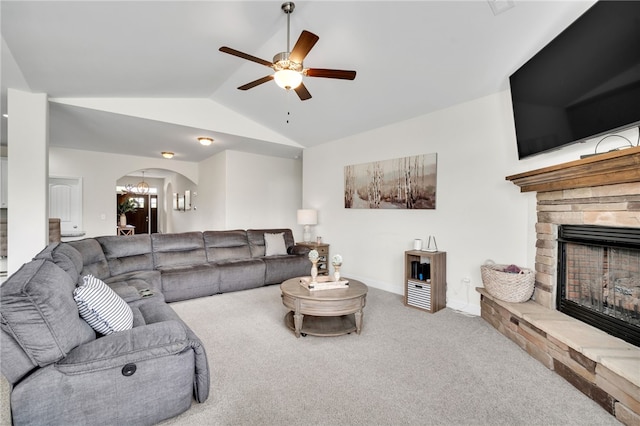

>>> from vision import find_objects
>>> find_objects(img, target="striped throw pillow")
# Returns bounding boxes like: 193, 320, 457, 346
74, 275, 133, 335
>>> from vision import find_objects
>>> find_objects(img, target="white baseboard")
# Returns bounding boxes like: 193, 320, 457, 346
346, 274, 481, 316
446, 299, 481, 316
347, 274, 403, 296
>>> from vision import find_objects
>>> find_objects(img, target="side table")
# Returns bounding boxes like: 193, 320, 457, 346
117, 225, 135, 236
295, 242, 329, 275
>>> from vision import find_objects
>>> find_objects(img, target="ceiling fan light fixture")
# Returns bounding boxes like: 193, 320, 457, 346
161, 151, 174, 159
274, 69, 303, 90
198, 137, 214, 146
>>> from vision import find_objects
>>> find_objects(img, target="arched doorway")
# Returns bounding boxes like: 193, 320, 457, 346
116, 168, 196, 235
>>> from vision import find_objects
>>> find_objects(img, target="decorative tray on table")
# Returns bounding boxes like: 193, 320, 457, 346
299, 276, 349, 291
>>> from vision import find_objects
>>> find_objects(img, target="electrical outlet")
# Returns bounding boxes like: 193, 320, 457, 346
462, 277, 471, 286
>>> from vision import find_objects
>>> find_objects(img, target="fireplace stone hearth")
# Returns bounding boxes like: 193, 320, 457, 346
478, 147, 640, 426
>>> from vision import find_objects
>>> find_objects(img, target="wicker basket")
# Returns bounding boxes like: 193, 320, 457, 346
480, 263, 535, 303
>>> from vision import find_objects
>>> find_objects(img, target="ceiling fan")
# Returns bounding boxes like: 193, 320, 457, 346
219, 1, 356, 101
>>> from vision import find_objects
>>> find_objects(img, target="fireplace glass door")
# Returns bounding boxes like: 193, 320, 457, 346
558, 225, 640, 346
564, 243, 639, 326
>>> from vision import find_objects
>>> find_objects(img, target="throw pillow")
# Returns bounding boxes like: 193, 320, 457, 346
264, 232, 287, 256
74, 275, 134, 335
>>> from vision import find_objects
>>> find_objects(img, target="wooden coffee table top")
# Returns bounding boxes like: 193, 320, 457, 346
280, 277, 368, 300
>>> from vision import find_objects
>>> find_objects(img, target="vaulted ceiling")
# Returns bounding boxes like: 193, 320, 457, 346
1, 1, 595, 162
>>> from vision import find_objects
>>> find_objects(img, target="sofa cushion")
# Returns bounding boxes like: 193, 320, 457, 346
74, 275, 134, 335
263, 255, 311, 285
216, 258, 266, 293
67, 238, 111, 283
34, 242, 84, 283
151, 232, 207, 268
97, 234, 153, 276
159, 264, 220, 303
247, 229, 295, 258
103, 270, 163, 307
104, 269, 161, 291
203, 230, 251, 261
264, 232, 288, 256
0, 328, 37, 384
0, 259, 96, 366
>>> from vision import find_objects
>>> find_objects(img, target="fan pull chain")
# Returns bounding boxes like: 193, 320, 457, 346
285, 86, 292, 124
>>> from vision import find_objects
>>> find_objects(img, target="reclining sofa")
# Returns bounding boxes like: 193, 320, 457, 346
1, 228, 310, 425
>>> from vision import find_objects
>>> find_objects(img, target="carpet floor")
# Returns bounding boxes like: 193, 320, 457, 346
157, 284, 620, 426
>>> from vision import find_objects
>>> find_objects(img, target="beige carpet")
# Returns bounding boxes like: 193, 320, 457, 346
0, 284, 621, 425
157, 285, 619, 426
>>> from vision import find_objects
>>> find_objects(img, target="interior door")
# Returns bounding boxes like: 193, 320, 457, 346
50, 177, 82, 234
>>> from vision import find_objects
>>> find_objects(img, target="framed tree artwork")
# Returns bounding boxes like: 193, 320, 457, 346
344, 153, 437, 209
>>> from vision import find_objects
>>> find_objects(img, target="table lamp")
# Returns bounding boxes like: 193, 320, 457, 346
297, 209, 317, 242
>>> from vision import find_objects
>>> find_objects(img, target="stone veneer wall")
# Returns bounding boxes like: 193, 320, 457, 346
532, 182, 640, 310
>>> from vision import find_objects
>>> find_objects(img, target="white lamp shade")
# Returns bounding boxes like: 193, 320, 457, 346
274, 70, 303, 90
297, 209, 317, 225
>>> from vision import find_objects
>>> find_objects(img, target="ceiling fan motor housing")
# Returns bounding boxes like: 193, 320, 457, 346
273, 52, 303, 72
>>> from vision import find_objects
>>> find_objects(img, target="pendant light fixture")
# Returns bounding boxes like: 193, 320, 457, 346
136, 171, 149, 194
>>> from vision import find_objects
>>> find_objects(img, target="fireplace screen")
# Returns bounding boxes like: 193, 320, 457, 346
558, 225, 640, 346
564, 243, 640, 327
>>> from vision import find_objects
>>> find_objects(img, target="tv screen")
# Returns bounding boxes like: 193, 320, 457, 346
509, 1, 640, 159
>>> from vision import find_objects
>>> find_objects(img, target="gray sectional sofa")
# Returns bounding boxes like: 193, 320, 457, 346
0, 228, 311, 425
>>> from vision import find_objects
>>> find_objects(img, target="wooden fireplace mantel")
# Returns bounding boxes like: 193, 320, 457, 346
506, 146, 640, 193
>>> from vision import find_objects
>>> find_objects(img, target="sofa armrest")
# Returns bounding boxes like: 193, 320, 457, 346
56, 320, 188, 374
289, 245, 311, 256
56, 320, 209, 402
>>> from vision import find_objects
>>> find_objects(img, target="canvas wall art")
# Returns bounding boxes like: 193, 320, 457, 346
344, 153, 437, 209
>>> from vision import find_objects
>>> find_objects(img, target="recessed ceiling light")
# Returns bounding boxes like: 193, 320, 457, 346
2, 114, 7, 118
198, 137, 214, 146
161, 151, 174, 159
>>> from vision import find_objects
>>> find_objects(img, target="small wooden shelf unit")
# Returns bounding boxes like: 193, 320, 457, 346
404, 250, 446, 313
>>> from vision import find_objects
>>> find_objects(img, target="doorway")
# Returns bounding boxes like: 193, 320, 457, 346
117, 193, 157, 234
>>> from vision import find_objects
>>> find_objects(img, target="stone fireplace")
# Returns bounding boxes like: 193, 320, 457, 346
477, 146, 640, 426
507, 147, 640, 325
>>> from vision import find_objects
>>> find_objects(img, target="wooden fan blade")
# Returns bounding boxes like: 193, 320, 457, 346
294, 82, 312, 101
289, 30, 319, 64
238, 75, 274, 90
306, 68, 357, 80
219, 46, 274, 68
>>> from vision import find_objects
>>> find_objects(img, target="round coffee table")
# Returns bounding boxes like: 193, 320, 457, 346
280, 277, 368, 338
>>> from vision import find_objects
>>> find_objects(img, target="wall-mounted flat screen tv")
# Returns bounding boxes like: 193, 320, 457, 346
509, 1, 640, 159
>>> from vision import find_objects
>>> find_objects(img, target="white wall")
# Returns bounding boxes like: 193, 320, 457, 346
190, 151, 227, 231
225, 151, 303, 233
7, 90, 49, 274
47, 148, 302, 240
165, 172, 198, 234
49, 147, 198, 238
302, 90, 633, 315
